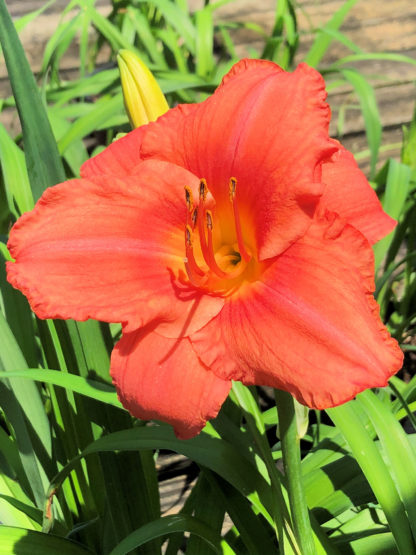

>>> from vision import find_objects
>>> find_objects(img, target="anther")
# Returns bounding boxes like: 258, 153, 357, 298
229, 177, 237, 201
184, 186, 193, 212
199, 178, 208, 201
191, 207, 198, 228
206, 210, 213, 230
185, 224, 193, 247
198, 179, 210, 266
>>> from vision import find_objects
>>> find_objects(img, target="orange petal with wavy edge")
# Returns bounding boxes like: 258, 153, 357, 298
141, 60, 336, 259
111, 328, 231, 439
7, 160, 223, 336
320, 143, 396, 244
80, 126, 145, 179
191, 212, 403, 409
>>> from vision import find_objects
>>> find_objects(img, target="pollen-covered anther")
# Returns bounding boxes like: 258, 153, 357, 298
228, 177, 251, 262
191, 207, 198, 229
198, 179, 209, 265
229, 176, 237, 201
185, 224, 193, 247
184, 186, 194, 212
199, 178, 208, 201
206, 210, 213, 230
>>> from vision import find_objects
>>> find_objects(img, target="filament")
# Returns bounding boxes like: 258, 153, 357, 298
229, 177, 251, 262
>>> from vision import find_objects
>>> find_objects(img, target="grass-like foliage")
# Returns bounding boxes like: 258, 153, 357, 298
0, 1, 416, 554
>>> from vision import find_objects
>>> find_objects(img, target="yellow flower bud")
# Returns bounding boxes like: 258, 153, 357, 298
117, 49, 169, 128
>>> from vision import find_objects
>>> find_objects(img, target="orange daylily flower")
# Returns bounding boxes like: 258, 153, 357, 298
7, 60, 403, 439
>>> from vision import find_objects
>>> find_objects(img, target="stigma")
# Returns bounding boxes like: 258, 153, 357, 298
183, 178, 252, 290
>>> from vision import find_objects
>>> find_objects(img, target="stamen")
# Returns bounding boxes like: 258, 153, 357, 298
184, 178, 247, 287
205, 210, 228, 278
199, 178, 208, 201
184, 186, 193, 212
191, 207, 198, 229
184, 225, 206, 285
229, 177, 251, 262
185, 225, 192, 247
229, 176, 237, 200
198, 179, 211, 266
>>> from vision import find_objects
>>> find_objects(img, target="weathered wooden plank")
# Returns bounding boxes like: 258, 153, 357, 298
329, 81, 415, 134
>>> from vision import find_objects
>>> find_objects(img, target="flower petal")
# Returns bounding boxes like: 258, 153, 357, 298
7, 160, 223, 335
191, 212, 403, 409
141, 59, 336, 259
111, 328, 231, 439
80, 126, 145, 179
320, 143, 396, 244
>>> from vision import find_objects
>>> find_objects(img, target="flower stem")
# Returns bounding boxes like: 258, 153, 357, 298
275, 389, 316, 555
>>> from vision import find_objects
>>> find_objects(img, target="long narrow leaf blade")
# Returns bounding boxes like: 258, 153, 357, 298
0, 0, 65, 199
0, 369, 122, 408
305, 0, 359, 68
327, 402, 415, 555
0, 526, 93, 555
109, 515, 222, 555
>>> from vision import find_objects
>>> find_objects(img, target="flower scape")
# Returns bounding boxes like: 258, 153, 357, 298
7, 59, 403, 439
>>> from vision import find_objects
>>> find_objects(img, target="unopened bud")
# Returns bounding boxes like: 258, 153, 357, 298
117, 49, 169, 128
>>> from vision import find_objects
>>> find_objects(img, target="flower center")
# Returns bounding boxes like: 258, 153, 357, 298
183, 177, 252, 293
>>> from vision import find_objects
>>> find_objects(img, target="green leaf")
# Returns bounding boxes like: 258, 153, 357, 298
14, 0, 57, 33
57, 94, 123, 154
305, 0, 359, 68
315, 27, 362, 55
86, 6, 142, 54
0, 526, 94, 555
331, 52, 416, 70
0, 0, 66, 199
195, 7, 215, 77
327, 402, 415, 555
145, 0, 196, 53
49, 426, 274, 519
0, 312, 52, 507
49, 69, 119, 107
357, 390, 416, 541
40, 13, 82, 79
125, 7, 167, 68
334, 532, 398, 555
373, 159, 411, 269
0, 249, 38, 369
0, 479, 39, 529
108, 515, 222, 555
0, 369, 122, 408
0, 123, 33, 214
206, 472, 277, 555
48, 112, 88, 176
340, 68, 381, 178
186, 471, 225, 555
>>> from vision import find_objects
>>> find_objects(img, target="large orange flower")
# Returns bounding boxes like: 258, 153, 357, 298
7, 60, 403, 438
